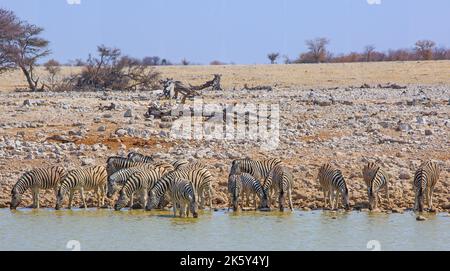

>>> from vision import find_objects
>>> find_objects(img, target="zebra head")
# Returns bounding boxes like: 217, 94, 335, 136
189, 184, 199, 218
341, 186, 350, 210
145, 188, 159, 211
55, 177, 71, 210
9, 187, 22, 210
368, 188, 376, 210
229, 160, 243, 176
106, 175, 119, 199
114, 190, 129, 211
228, 174, 241, 211
260, 188, 271, 209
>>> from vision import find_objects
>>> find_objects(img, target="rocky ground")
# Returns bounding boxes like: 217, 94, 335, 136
0, 84, 449, 212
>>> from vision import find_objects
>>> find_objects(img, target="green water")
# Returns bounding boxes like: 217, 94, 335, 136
0, 209, 448, 251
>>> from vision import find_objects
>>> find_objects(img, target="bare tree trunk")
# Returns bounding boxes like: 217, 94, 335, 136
20, 66, 37, 91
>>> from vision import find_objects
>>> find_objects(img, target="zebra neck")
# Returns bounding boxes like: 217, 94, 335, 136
13, 177, 30, 195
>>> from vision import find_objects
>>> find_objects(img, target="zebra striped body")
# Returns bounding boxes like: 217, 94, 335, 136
228, 173, 265, 211
106, 162, 174, 199
127, 152, 154, 163
230, 158, 282, 182
114, 166, 173, 210
174, 161, 210, 208
261, 165, 294, 211
413, 161, 440, 212
56, 165, 107, 210
106, 156, 151, 176
146, 167, 213, 211
170, 177, 199, 218
171, 160, 190, 170
10, 166, 67, 209
362, 162, 389, 210
317, 164, 349, 210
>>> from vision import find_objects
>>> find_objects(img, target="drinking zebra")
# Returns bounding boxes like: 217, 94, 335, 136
10, 166, 67, 209
229, 158, 282, 182
55, 165, 107, 210
114, 166, 173, 210
413, 161, 441, 212
146, 167, 213, 211
317, 163, 350, 210
362, 162, 389, 210
170, 177, 199, 218
261, 165, 294, 211
228, 173, 265, 211
227, 174, 242, 211
106, 162, 174, 199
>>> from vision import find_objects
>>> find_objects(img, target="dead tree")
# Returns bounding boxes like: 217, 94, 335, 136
162, 78, 200, 104
190, 74, 222, 91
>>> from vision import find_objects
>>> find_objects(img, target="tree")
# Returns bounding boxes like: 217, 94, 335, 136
210, 60, 225, 65
305, 37, 330, 63
0, 9, 22, 73
69, 45, 160, 91
142, 56, 161, 66
364, 45, 376, 62
181, 58, 190, 65
267, 52, 279, 64
0, 8, 50, 91
415, 40, 436, 60
43, 59, 61, 91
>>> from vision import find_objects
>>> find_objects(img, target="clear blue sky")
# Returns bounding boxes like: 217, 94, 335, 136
1, 0, 449, 64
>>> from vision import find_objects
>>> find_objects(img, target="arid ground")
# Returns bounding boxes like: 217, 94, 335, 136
0, 61, 449, 212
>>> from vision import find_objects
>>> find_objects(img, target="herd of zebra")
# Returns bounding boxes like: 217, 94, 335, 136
9, 151, 442, 217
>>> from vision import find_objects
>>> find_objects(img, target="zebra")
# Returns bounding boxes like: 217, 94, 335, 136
10, 166, 67, 209
317, 163, 350, 210
227, 174, 242, 211
55, 165, 107, 210
228, 173, 265, 211
170, 177, 199, 218
106, 162, 174, 199
362, 162, 389, 210
230, 158, 282, 182
127, 152, 154, 163
261, 165, 294, 211
413, 161, 441, 212
114, 166, 173, 210
146, 167, 213, 211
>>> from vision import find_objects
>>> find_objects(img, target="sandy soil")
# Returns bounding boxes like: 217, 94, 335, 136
0, 61, 449, 212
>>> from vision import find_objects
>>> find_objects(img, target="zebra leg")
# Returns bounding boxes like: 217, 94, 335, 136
129, 194, 134, 208
80, 188, 87, 209
100, 185, 106, 206
385, 183, 390, 206
322, 189, 328, 208
288, 188, 294, 211
68, 190, 74, 209
96, 188, 101, 208
428, 188, 434, 211
199, 189, 205, 210
30, 189, 39, 208
36, 190, 40, 209
246, 192, 250, 208
209, 185, 213, 209
172, 204, 177, 217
